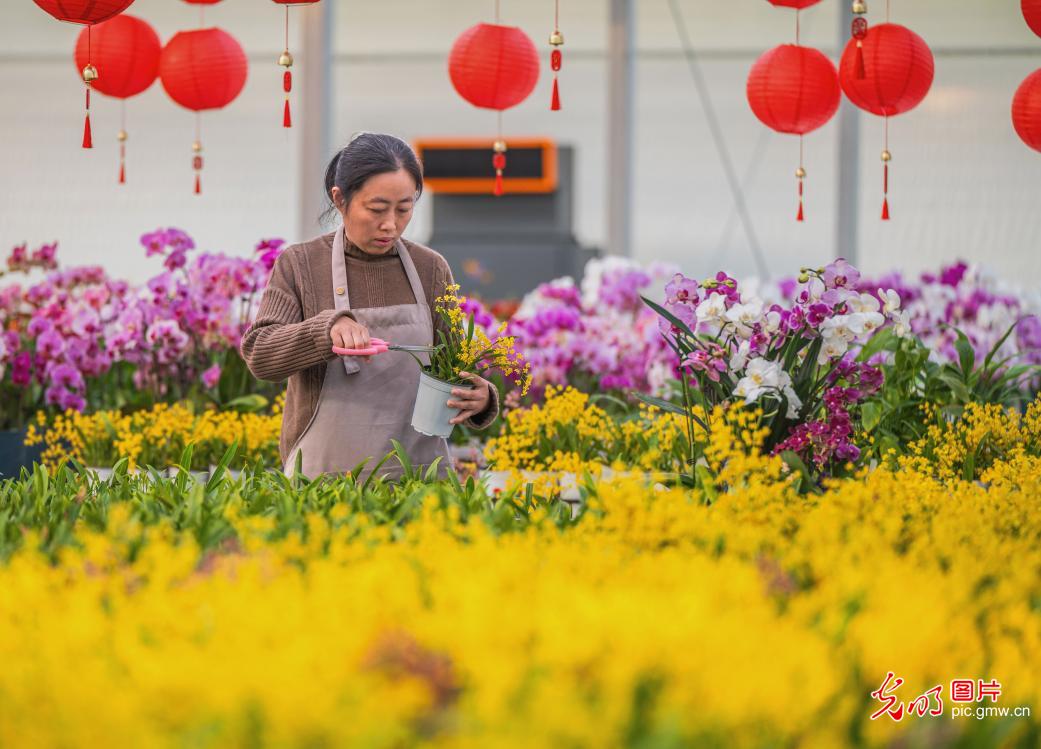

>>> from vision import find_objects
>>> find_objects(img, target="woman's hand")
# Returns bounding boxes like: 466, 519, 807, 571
330, 316, 372, 357
447, 372, 492, 425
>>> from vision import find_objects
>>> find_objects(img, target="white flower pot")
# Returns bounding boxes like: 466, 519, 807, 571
411, 371, 471, 439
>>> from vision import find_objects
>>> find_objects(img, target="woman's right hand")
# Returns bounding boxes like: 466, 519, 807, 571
330, 315, 371, 352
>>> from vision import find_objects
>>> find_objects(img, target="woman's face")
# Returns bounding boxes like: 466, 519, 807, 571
336, 169, 418, 255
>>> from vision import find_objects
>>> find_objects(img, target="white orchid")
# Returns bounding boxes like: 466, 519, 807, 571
878, 288, 902, 316
733, 357, 802, 418
734, 358, 784, 402
891, 310, 912, 338
764, 309, 782, 334
822, 315, 857, 342
729, 339, 751, 371
724, 299, 764, 338
782, 385, 802, 418
818, 332, 849, 363
843, 311, 885, 338
695, 294, 728, 325
848, 292, 881, 314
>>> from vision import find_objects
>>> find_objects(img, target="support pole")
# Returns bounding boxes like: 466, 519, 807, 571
836, 2, 861, 263
298, 0, 333, 239
606, 0, 634, 257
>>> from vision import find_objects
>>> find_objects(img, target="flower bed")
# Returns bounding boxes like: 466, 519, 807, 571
0, 405, 1038, 747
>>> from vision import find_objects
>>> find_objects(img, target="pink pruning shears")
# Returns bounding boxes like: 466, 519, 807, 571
332, 337, 435, 357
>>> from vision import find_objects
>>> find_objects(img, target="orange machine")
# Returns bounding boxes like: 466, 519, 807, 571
413, 138, 558, 195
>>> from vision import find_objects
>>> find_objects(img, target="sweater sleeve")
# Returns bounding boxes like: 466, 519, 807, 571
240, 250, 352, 383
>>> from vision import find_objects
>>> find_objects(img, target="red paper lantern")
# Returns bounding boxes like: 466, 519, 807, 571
450, 24, 539, 111
748, 46, 839, 135
33, 0, 137, 149
839, 23, 934, 220
33, 0, 135, 24
75, 15, 159, 100
449, 23, 539, 196
160, 28, 248, 194
839, 23, 933, 117
747, 44, 839, 221
273, 1, 321, 129
1013, 69, 1041, 153
74, 15, 160, 184
766, 0, 824, 8
1023, 0, 1041, 37
161, 29, 247, 112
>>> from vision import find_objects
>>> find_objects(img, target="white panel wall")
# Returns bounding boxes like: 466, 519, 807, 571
2, 0, 1040, 286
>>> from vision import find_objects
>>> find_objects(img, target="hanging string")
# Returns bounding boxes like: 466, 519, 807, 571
492, 0, 506, 193
881, 117, 891, 220
193, 113, 203, 195
796, 136, 805, 222
796, 9, 801, 45
493, 111, 506, 197
118, 100, 127, 184
886, 0, 891, 22
82, 26, 94, 149
281, 5, 293, 128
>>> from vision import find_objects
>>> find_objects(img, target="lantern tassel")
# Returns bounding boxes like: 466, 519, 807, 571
855, 41, 866, 80
551, 76, 561, 111
797, 179, 804, 222
882, 163, 890, 220
283, 70, 293, 128
195, 174, 202, 195
119, 142, 126, 184
492, 141, 507, 197
83, 89, 93, 149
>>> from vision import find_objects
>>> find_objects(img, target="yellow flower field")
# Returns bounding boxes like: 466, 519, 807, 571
1, 407, 1038, 747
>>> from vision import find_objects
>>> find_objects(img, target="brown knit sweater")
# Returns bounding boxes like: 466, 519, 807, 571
241, 231, 499, 462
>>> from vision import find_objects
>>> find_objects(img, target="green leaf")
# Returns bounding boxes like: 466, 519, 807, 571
982, 320, 1020, 373
423, 458, 443, 483
856, 328, 896, 362
937, 369, 972, 404
224, 394, 269, 413
205, 440, 239, 492
634, 392, 708, 432
694, 464, 718, 505
780, 450, 815, 493
953, 329, 976, 378
640, 296, 696, 339
389, 439, 414, 481
861, 401, 883, 433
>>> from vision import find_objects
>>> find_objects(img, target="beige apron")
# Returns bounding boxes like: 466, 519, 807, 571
285, 227, 451, 480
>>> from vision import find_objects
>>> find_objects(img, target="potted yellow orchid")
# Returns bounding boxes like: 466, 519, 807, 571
410, 284, 531, 438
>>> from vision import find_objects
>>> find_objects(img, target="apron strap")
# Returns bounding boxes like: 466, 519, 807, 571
332, 226, 430, 316
395, 238, 428, 310
331, 226, 352, 312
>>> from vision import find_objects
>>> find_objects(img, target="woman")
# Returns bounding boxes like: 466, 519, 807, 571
242, 133, 498, 478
